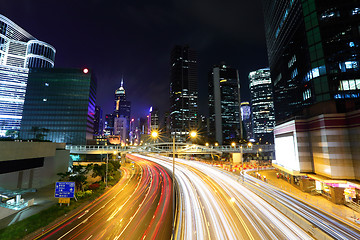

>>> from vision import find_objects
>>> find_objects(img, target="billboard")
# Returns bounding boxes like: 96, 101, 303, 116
274, 134, 300, 171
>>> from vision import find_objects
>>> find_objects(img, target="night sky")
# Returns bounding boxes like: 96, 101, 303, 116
3, 0, 269, 120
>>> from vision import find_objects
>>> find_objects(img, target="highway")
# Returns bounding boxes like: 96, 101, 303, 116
243, 172, 360, 240
135, 154, 312, 240
34, 157, 172, 240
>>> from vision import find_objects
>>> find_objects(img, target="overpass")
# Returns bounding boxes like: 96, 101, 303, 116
66, 143, 274, 155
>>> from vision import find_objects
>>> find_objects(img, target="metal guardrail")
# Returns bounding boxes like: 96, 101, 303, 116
66, 143, 274, 154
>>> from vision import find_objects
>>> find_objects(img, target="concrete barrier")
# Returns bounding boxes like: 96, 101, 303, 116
245, 182, 332, 240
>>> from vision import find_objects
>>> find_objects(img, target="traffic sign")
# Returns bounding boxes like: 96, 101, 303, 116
58, 198, 70, 204
55, 182, 75, 198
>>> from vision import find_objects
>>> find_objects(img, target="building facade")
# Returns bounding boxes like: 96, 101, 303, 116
113, 79, 131, 139
248, 68, 275, 143
208, 64, 241, 144
104, 113, 114, 135
263, 0, 360, 203
20, 68, 96, 145
114, 116, 127, 144
0, 14, 55, 135
169, 45, 198, 141
149, 106, 159, 131
240, 102, 253, 140
262, 0, 360, 122
94, 105, 103, 136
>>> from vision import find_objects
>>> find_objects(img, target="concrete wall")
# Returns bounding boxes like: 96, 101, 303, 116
0, 142, 56, 161
0, 142, 69, 190
275, 110, 359, 180
348, 110, 360, 181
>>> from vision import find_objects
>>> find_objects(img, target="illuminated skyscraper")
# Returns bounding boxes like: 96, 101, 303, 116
113, 78, 131, 139
249, 68, 275, 143
149, 106, 159, 131
114, 79, 131, 120
20, 68, 96, 145
240, 102, 253, 140
262, 0, 360, 122
94, 106, 103, 136
0, 14, 55, 135
208, 63, 241, 144
169, 45, 198, 141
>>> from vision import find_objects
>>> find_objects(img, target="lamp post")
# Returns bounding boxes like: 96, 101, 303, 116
105, 152, 109, 187
257, 147, 262, 172
240, 145, 244, 181
172, 134, 175, 237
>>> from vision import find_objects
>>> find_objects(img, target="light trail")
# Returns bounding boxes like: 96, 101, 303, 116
133, 154, 312, 240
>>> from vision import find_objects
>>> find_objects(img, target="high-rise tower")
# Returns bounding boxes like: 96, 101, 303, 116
248, 68, 275, 144
169, 45, 198, 141
113, 78, 131, 141
208, 63, 241, 144
0, 14, 55, 136
114, 78, 131, 120
262, 0, 360, 122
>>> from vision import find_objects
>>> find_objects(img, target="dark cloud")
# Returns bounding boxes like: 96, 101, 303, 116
2, 0, 268, 119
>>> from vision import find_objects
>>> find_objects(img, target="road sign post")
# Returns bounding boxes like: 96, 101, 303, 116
55, 182, 75, 206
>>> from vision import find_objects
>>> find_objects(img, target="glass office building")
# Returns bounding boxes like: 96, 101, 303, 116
262, 0, 360, 122
249, 68, 275, 144
208, 64, 241, 144
0, 14, 55, 135
20, 68, 96, 145
169, 45, 198, 141
0, 65, 28, 135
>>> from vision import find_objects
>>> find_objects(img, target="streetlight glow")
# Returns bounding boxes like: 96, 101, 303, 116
190, 131, 197, 138
205, 142, 209, 147
151, 130, 158, 138
231, 142, 236, 147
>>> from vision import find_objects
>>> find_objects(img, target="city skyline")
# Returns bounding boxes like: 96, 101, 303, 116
2, 1, 268, 119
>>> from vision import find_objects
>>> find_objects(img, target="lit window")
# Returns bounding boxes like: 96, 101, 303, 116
352, 8, 360, 15
312, 68, 320, 78
349, 80, 356, 90
343, 81, 349, 90
345, 61, 358, 69
356, 79, 360, 89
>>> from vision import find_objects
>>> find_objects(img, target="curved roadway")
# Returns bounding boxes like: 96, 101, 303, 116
34, 157, 172, 240
135, 154, 312, 240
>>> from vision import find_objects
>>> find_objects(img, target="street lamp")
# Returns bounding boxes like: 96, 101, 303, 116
205, 142, 209, 147
257, 148, 262, 172
240, 145, 244, 181
231, 142, 236, 148
151, 130, 159, 144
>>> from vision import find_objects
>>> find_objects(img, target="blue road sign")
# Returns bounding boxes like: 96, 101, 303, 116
55, 182, 75, 198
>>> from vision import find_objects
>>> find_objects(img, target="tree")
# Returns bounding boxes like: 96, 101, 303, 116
5, 129, 19, 139
31, 126, 50, 140
92, 164, 106, 182
57, 165, 89, 192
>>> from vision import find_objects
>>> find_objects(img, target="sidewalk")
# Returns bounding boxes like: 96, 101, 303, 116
255, 169, 360, 227
0, 184, 57, 230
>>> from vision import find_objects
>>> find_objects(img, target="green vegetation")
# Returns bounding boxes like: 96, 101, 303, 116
0, 162, 122, 240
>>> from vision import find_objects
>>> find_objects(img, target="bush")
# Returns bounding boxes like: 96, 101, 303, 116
88, 183, 100, 190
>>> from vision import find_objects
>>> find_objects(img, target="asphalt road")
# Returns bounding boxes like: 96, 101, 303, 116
34, 157, 172, 240
136, 154, 312, 240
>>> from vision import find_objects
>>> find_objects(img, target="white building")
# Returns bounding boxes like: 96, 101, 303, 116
0, 14, 56, 136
